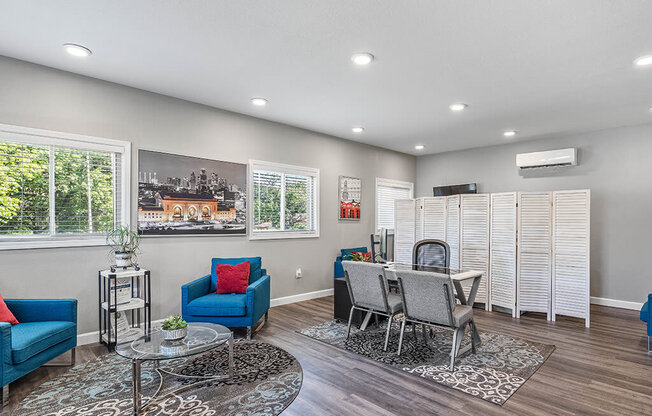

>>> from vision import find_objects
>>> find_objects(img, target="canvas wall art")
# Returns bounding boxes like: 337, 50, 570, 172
338, 175, 361, 220
137, 150, 246, 235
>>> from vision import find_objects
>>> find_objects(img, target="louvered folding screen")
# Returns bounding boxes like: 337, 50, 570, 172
415, 198, 424, 243
489, 192, 517, 316
394, 199, 416, 264
446, 195, 461, 269
422, 197, 447, 240
517, 192, 552, 319
552, 190, 590, 327
460, 194, 490, 307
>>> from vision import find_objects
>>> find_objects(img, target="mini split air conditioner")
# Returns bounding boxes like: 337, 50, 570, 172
516, 148, 577, 170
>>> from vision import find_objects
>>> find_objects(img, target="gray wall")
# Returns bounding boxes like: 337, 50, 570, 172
0, 56, 416, 333
416, 124, 652, 303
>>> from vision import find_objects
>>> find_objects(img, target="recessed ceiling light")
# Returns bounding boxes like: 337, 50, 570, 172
250, 98, 268, 106
414, 145, 425, 150
63, 43, 92, 57
351, 53, 374, 66
503, 130, 517, 137
449, 103, 468, 112
634, 55, 652, 67
352, 126, 364, 133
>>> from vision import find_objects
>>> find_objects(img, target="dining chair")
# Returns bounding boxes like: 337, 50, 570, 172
342, 261, 403, 351
412, 239, 450, 269
395, 268, 476, 370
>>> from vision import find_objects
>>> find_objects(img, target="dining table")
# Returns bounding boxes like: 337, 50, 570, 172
357, 262, 484, 350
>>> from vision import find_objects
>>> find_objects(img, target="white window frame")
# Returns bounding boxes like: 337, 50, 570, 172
248, 160, 320, 240
375, 177, 414, 233
0, 123, 131, 250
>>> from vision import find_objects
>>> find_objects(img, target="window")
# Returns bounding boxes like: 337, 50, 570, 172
375, 177, 414, 232
0, 124, 131, 249
249, 160, 319, 240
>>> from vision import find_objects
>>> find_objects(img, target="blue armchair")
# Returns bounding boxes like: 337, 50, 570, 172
182, 257, 270, 340
641, 294, 651, 353
334, 247, 368, 278
1, 299, 77, 407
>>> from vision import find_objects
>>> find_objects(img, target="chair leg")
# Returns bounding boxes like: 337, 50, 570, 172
411, 322, 418, 340
246, 327, 252, 340
450, 328, 459, 371
1, 384, 8, 408
397, 319, 407, 355
374, 313, 380, 328
265, 311, 269, 323
346, 306, 355, 339
648, 336, 651, 354
71, 347, 76, 365
469, 320, 477, 354
422, 324, 428, 345
383, 314, 394, 351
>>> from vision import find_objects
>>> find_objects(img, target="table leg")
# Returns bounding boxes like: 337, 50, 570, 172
132, 359, 142, 415
453, 277, 482, 348
359, 311, 373, 331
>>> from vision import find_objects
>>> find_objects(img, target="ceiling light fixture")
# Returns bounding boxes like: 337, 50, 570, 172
352, 126, 364, 133
63, 43, 92, 57
351, 53, 374, 66
414, 145, 425, 150
449, 103, 468, 112
503, 130, 517, 137
634, 55, 652, 67
250, 97, 268, 106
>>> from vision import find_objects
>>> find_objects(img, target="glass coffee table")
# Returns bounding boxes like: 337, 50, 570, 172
115, 322, 233, 415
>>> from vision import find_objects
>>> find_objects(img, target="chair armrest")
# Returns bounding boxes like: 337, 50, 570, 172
247, 274, 270, 324
1, 322, 11, 372
261, 268, 267, 277
182, 275, 211, 315
5, 299, 77, 323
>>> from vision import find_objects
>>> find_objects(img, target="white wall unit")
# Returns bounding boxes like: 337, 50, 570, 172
422, 197, 447, 241
489, 192, 517, 316
446, 195, 461, 269
394, 199, 416, 263
460, 194, 490, 307
415, 198, 424, 243
517, 192, 552, 319
552, 190, 591, 327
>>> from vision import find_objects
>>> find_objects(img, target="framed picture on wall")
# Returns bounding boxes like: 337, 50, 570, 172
338, 175, 361, 221
137, 149, 247, 235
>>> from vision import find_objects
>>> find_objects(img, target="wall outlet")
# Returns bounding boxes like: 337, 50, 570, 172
295, 267, 302, 279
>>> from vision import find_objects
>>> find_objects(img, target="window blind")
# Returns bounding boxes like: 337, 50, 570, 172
376, 179, 413, 231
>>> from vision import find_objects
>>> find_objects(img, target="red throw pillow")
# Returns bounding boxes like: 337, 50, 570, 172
0, 293, 19, 325
215, 261, 250, 294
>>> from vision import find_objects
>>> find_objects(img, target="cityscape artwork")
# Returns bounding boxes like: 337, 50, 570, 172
137, 150, 247, 235
338, 175, 361, 220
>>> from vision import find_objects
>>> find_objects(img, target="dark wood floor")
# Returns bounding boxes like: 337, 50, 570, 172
4, 298, 651, 415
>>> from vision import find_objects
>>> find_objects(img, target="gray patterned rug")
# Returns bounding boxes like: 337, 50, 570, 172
15, 340, 302, 416
299, 319, 554, 405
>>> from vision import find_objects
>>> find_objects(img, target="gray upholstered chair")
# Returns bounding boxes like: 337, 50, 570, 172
342, 261, 403, 351
395, 269, 476, 370
412, 239, 450, 269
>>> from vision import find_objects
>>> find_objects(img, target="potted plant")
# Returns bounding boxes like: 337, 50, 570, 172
161, 315, 188, 341
106, 225, 141, 268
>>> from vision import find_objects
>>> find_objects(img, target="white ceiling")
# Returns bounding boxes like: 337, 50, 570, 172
1, 1, 651, 155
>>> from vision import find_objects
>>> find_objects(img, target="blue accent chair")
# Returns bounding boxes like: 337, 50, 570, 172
641, 294, 651, 353
334, 247, 368, 278
1, 299, 77, 407
181, 257, 270, 340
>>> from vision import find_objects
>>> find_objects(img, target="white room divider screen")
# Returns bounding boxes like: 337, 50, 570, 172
394, 189, 590, 326
516, 192, 553, 320
552, 190, 591, 327
489, 192, 517, 317
460, 194, 490, 308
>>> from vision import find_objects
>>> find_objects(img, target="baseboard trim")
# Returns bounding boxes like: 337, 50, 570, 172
270, 288, 334, 307
77, 289, 334, 346
590, 296, 643, 311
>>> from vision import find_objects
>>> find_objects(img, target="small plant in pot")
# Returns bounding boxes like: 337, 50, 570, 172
106, 225, 141, 268
161, 315, 188, 341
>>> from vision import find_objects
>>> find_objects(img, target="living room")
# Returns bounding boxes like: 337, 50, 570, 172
0, 2, 650, 415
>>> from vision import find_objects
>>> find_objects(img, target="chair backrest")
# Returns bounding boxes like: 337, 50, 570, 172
342, 261, 388, 312
413, 239, 450, 269
396, 269, 455, 326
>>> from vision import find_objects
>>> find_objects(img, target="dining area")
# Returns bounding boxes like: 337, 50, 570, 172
340, 239, 484, 370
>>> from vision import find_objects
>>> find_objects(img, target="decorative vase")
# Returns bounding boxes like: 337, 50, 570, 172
115, 251, 133, 267
161, 327, 187, 341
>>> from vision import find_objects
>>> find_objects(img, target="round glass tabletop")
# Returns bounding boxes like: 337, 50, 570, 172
115, 322, 232, 361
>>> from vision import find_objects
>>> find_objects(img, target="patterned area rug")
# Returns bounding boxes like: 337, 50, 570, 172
299, 319, 554, 405
15, 340, 302, 416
